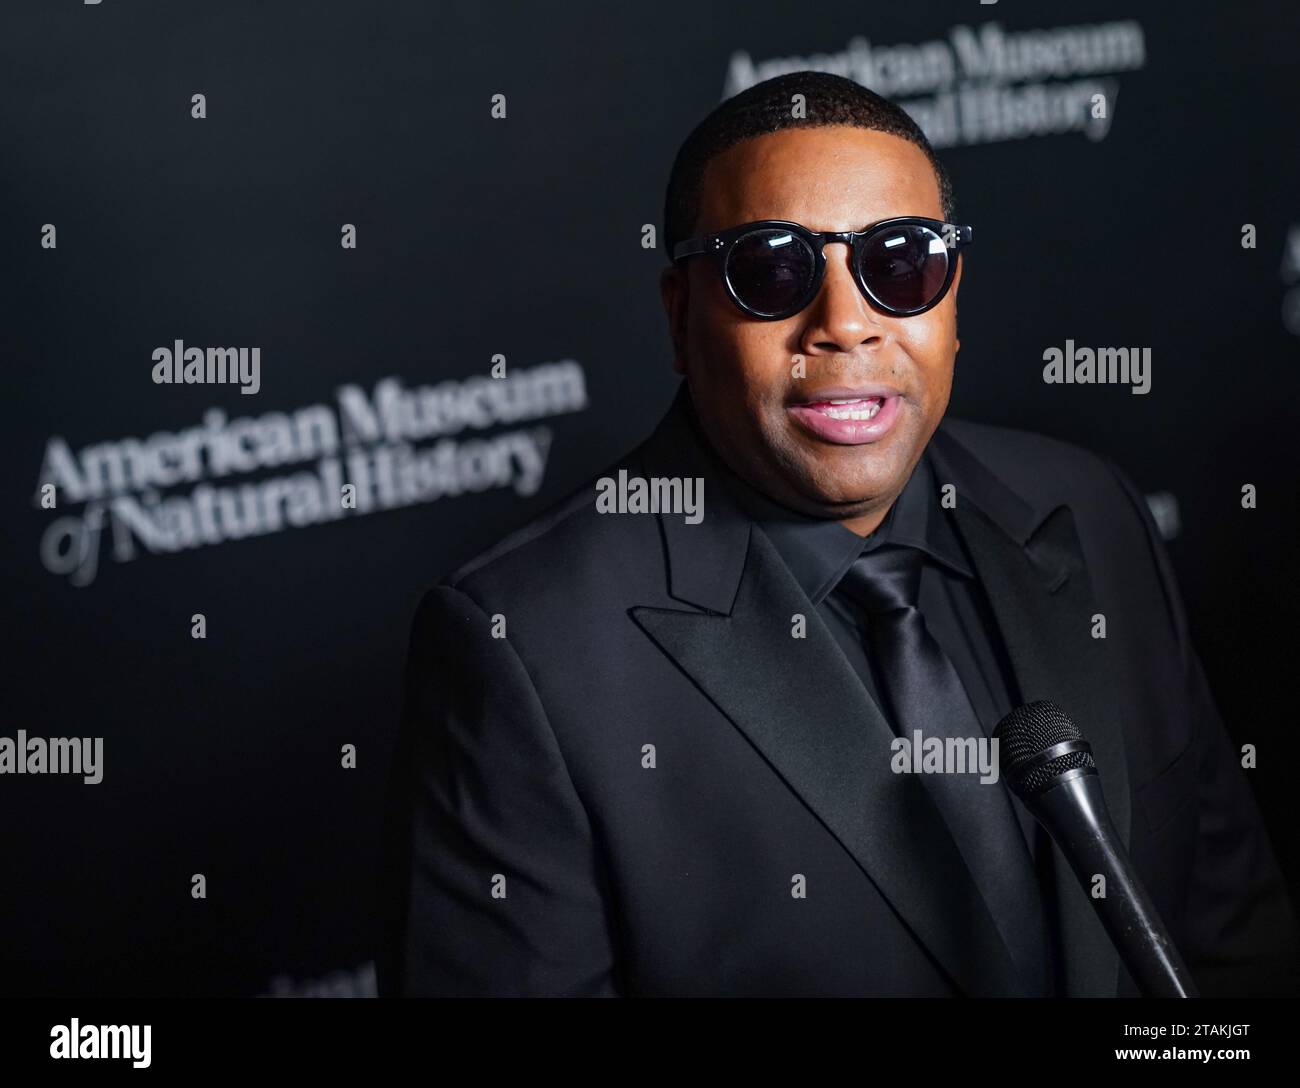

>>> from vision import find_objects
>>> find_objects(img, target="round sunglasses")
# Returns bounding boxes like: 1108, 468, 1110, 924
671, 217, 972, 320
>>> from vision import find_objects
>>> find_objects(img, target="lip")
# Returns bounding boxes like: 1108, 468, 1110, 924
786, 388, 905, 445
789, 384, 904, 404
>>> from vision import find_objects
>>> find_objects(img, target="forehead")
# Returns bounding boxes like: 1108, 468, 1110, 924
695, 125, 943, 234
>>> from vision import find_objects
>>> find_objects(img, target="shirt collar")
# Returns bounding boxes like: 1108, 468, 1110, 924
717, 445, 974, 605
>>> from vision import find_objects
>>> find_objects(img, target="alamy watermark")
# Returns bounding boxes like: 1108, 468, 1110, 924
0, 731, 102, 783
50, 1019, 149, 1068
1042, 340, 1151, 394
891, 729, 1000, 784
595, 470, 704, 524
152, 340, 261, 395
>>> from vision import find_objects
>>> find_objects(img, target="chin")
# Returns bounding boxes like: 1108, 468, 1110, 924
800, 446, 912, 499
809, 480, 897, 514
741, 417, 917, 513
767, 461, 890, 515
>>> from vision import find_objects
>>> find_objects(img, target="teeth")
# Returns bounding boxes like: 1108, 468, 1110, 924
822, 400, 882, 421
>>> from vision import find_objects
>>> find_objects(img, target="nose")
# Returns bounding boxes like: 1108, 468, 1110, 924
798, 242, 885, 357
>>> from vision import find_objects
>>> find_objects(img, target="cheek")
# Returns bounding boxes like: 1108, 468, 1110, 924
697, 316, 794, 401
898, 311, 957, 405
736, 324, 798, 386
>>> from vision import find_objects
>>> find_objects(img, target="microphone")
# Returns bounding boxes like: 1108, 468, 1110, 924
994, 700, 1198, 998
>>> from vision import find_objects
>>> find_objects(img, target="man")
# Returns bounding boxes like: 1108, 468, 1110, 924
379, 72, 1297, 997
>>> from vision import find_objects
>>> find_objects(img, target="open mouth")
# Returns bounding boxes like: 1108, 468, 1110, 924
801, 396, 885, 421
787, 392, 902, 445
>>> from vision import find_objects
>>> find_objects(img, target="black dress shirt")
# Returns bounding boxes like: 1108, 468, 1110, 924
708, 446, 1045, 862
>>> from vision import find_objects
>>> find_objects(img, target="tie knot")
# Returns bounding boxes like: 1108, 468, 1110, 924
838, 544, 924, 614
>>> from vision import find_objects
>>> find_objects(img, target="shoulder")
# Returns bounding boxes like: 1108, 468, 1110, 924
940, 415, 1187, 643
938, 416, 1145, 520
938, 414, 1173, 597
426, 451, 666, 621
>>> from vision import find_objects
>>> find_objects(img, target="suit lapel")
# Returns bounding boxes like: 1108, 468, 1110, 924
931, 427, 1132, 997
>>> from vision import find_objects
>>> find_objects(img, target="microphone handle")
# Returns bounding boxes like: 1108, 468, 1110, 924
1032, 772, 1199, 998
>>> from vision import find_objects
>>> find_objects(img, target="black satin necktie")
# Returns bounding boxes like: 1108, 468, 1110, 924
837, 543, 1052, 997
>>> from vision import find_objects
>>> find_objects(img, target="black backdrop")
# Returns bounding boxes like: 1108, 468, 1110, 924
1, 1, 1297, 997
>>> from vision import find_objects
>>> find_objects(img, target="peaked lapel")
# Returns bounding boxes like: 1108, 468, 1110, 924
627, 388, 1030, 997
929, 424, 1133, 997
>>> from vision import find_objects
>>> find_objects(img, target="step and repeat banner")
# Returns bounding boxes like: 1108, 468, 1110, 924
1, 1, 1296, 995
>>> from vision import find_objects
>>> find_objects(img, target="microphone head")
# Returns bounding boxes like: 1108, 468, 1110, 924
994, 700, 1097, 799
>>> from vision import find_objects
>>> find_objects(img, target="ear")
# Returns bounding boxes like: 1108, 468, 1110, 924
660, 264, 689, 376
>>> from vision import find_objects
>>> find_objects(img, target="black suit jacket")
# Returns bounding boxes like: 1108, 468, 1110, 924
379, 384, 1298, 997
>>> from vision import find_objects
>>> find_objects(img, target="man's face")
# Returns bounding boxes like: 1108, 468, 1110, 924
661, 125, 961, 531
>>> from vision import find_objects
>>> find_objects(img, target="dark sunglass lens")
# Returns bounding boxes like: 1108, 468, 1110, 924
859, 224, 951, 312
725, 229, 817, 316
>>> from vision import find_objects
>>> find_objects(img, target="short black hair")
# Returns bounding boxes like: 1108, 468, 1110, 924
663, 71, 955, 262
